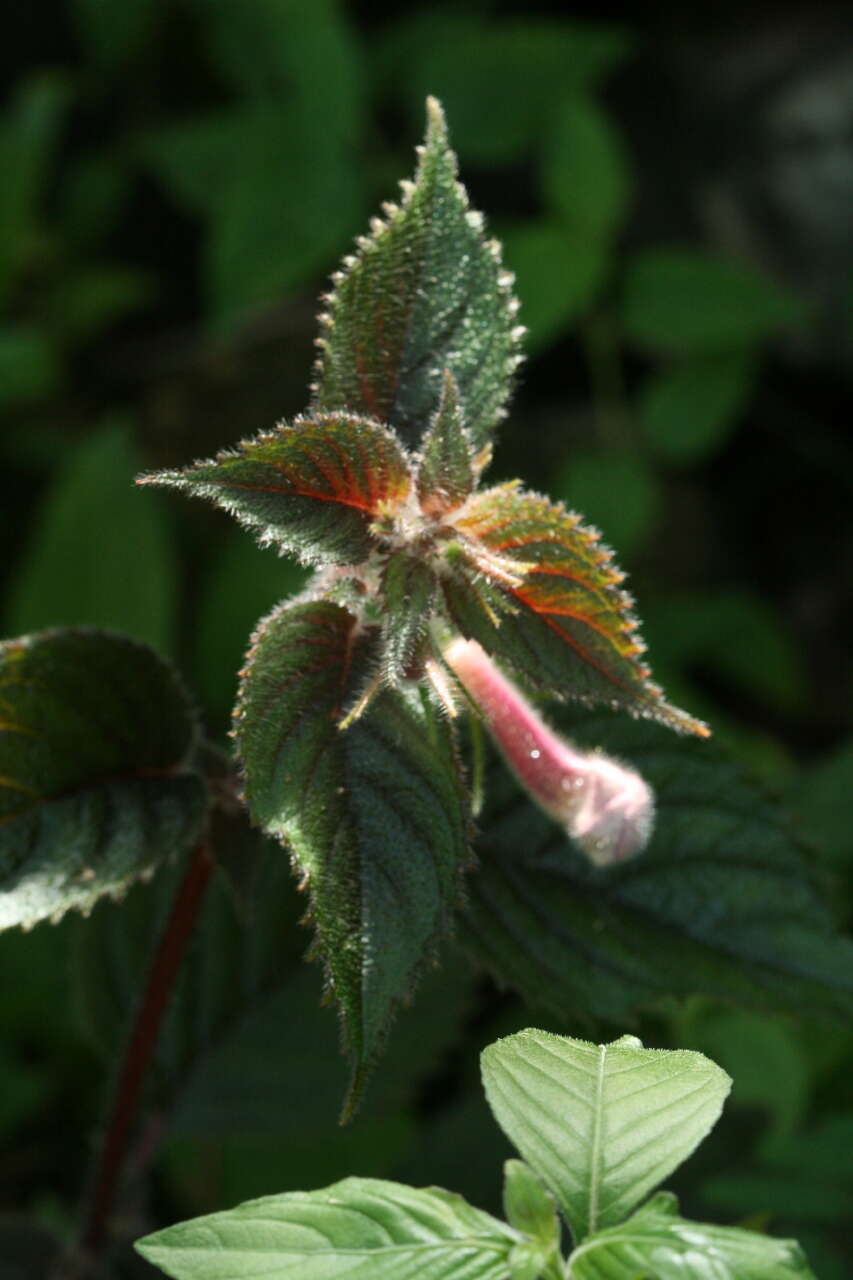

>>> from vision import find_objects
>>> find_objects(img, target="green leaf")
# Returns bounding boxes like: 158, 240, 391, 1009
313, 98, 522, 451
136, 1177, 517, 1279
501, 223, 608, 353
638, 350, 757, 465
415, 370, 475, 516
0, 327, 61, 408
380, 552, 437, 683
503, 1159, 560, 1245
568, 1191, 815, 1278
621, 248, 804, 353
234, 600, 470, 1109
543, 96, 629, 238
465, 711, 853, 1028
481, 1029, 730, 1243
443, 485, 706, 735
0, 629, 207, 931
141, 413, 411, 567
6, 421, 177, 652
556, 449, 661, 557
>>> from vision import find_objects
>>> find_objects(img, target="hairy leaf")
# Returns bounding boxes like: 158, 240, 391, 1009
465, 712, 853, 1027
137, 1178, 516, 1279
313, 98, 522, 450
568, 1192, 815, 1279
416, 370, 475, 516
139, 413, 411, 566
482, 1029, 729, 1243
0, 629, 206, 931
234, 600, 470, 1109
445, 485, 706, 735
380, 552, 437, 683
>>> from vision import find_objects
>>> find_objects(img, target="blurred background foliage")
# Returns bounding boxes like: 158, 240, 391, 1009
1, 1, 852, 1276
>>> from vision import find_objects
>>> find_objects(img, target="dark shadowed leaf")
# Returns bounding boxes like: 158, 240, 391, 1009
443, 484, 706, 735
0, 629, 206, 931
234, 599, 470, 1109
638, 350, 757, 465
380, 552, 437, 683
568, 1192, 815, 1278
140, 414, 411, 567
137, 1178, 516, 1279
465, 711, 853, 1028
482, 1030, 729, 1242
313, 98, 522, 451
543, 95, 629, 238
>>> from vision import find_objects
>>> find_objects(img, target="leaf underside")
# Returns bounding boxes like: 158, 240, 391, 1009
233, 599, 471, 1111
312, 98, 522, 451
446, 485, 707, 735
0, 629, 206, 930
139, 412, 412, 566
465, 710, 853, 1028
136, 1177, 516, 1279
481, 1028, 730, 1243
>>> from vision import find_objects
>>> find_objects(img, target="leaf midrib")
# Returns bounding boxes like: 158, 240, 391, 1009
586, 1044, 607, 1238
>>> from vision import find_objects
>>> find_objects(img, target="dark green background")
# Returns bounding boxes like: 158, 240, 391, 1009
1, 2, 851, 1275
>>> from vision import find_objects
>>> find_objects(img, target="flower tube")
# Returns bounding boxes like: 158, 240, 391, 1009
444, 637, 654, 866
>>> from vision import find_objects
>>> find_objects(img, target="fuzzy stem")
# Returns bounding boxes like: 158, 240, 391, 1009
61, 842, 213, 1278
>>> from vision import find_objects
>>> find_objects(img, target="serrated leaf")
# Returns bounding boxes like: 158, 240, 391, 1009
136, 1178, 516, 1279
621, 248, 804, 353
0, 629, 206, 931
140, 413, 411, 567
482, 1030, 730, 1244
7, 421, 176, 652
465, 711, 853, 1028
416, 370, 475, 515
313, 98, 522, 451
444, 485, 706, 735
380, 552, 437, 682
568, 1191, 815, 1278
234, 599, 470, 1108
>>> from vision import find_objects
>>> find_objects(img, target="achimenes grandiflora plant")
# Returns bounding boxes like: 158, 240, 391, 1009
139, 97, 708, 1108
136, 1027, 815, 1279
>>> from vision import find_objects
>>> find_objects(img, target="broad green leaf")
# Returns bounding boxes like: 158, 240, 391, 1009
415, 371, 475, 516
313, 98, 522, 451
503, 1160, 563, 1280
568, 1191, 815, 1278
465, 711, 853, 1029
140, 413, 411, 567
384, 17, 631, 164
501, 223, 608, 352
6, 422, 176, 652
380, 552, 437, 683
621, 248, 804, 353
136, 1178, 517, 1279
543, 96, 629, 238
234, 600, 470, 1108
481, 1029, 730, 1242
443, 485, 706, 735
557, 449, 661, 557
0, 629, 206, 931
638, 350, 757, 465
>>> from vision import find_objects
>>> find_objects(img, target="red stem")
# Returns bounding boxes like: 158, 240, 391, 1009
67, 842, 213, 1276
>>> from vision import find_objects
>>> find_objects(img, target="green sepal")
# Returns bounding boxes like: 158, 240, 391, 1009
312, 98, 523, 451
568, 1191, 816, 1278
233, 599, 471, 1112
139, 412, 412, 566
0, 628, 207, 930
416, 369, 476, 515
444, 483, 707, 736
380, 551, 437, 683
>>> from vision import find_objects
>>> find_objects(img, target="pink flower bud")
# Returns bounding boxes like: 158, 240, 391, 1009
444, 638, 654, 865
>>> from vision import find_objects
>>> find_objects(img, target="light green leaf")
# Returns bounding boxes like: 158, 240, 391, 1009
313, 98, 522, 450
141, 413, 412, 567
481, 1029, 730, 1243
6, 421, 176, 653
543, 96, 630, 238
501, 223, 608, 352
638, 350, 757, 464
621, 248, 804, 353
465, 711, 853, 1028
568, 1191, 815, 1278
136, 1177, 517, 1279
0, 629, 207, 931
234, 600, 470, 1110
